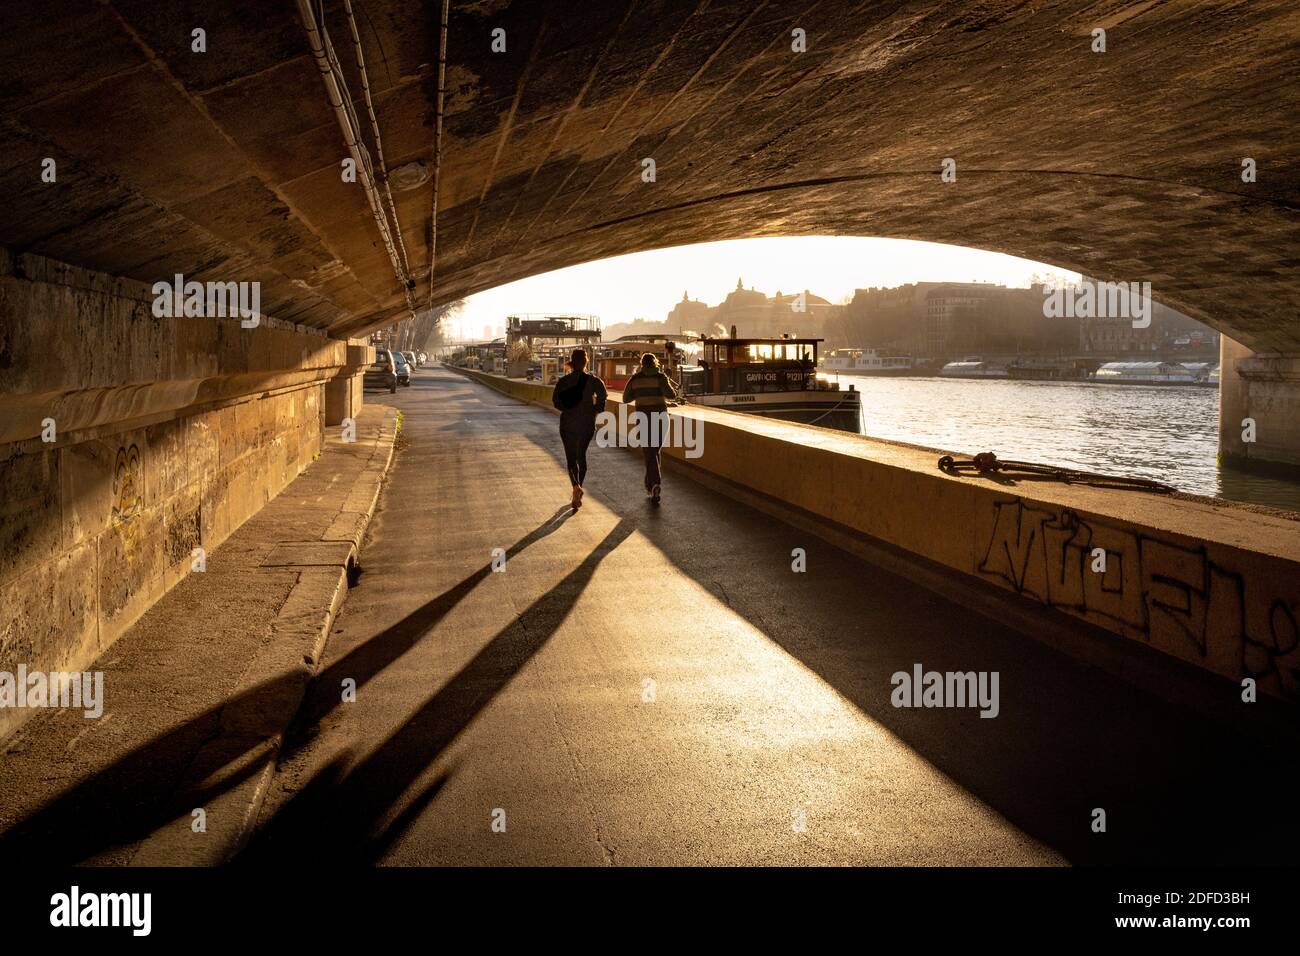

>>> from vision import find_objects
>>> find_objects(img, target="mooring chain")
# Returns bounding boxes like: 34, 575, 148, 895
937, 451, 1175, 493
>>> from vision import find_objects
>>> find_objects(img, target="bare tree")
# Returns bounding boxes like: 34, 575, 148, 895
410, 298, 466, 352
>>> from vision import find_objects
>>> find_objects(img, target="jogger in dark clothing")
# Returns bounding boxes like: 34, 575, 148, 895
551, 348, 608, 510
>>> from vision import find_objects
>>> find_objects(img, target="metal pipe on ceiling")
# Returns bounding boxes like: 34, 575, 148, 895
341, 0, 413, 281
296, 0, 416, 320
427, 0, 450, 311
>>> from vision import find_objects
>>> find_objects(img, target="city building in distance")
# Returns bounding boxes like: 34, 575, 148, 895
609, 278, 1219, 364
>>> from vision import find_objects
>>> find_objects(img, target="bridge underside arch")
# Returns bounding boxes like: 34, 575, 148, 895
0, 0, 1295, 349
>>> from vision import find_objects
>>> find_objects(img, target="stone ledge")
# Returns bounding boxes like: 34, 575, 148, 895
259, 541, 357, 570
322, 512, 371, 550
0, 249, 350, 445
1235, 353, 1300, 384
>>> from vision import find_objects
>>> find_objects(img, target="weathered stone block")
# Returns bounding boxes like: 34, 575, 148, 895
163, 482, 203, 584
200, 464, 232, 548
0, 543, 98, 739
0, 446, 60, 588
145, 417, 189, 502
185, 412, 219, 485
215, 403, 245, 470
57, 437, 116, 552
96, 505, 164, 644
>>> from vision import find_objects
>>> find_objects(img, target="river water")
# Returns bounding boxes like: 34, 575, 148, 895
839, 375, 1300, 512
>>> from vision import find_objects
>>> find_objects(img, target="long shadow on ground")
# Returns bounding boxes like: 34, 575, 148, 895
237, 518, 635, 864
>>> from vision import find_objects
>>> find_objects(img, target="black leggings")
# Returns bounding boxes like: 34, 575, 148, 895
561, 428, 595, 486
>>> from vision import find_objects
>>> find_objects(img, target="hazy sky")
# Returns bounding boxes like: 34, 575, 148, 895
451, 236, 1079, 340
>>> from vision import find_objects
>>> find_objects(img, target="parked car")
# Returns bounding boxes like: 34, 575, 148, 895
392, 349, 412, 386
417, 350, 428, 366
402, 350, 419, 372
364, 350, 397, 393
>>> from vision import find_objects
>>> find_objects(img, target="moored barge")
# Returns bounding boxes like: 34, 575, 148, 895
680, 332, 861, 433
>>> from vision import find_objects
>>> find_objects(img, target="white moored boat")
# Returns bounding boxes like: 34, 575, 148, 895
940, 360, 1008, 379
1180, 362, 1220, 387
822, 349, 860, 372
823, 348, 917, 376
1093, 361, 1199, 385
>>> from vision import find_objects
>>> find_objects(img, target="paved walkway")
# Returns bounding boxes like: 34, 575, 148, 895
242, 366, 1296, 866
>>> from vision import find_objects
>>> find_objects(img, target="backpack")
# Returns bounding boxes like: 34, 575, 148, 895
555, 372, 589, 411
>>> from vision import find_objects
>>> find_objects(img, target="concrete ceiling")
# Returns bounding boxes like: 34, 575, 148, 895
2, 1, 1298, 349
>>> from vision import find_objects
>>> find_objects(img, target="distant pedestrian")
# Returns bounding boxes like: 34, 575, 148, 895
551, 348, 607, 510
624, 352, 680, 504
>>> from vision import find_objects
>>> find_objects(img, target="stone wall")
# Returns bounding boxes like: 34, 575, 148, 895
0, 252, 352, 739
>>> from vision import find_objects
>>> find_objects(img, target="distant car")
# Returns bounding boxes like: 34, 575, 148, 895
417, 351, 428, 366
392, 349, 412, 386
402, 350, 419, 372
364, 350, 397, 393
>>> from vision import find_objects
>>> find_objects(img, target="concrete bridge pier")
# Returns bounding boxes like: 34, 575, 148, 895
1219, 338, 1300, 471
325, 342, 376, 427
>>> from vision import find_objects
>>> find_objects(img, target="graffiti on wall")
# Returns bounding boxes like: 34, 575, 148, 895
977, 497, 1299, 699
111, 444, 142, 552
